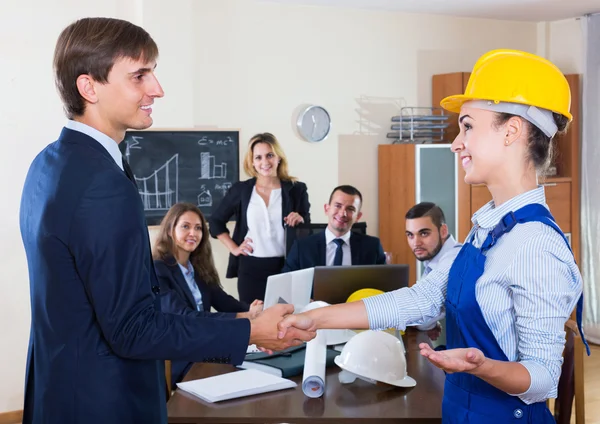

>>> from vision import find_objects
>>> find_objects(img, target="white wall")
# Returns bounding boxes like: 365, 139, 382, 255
537, 18, 583, 73
0, 0, 569, 412
549, 18, 584, 74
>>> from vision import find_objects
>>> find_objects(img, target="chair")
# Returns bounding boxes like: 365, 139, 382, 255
165, 360, 172, 401
284, 222, 367, 257
553, 319, 584, 424
0, 410, 23, 424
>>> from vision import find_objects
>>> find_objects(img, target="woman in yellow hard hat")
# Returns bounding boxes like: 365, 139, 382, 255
278, 49, 590, 423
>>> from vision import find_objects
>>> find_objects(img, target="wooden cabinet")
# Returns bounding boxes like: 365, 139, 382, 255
432, 72, 470, 143
544, 181, 572, 232
470, 182, 572, 232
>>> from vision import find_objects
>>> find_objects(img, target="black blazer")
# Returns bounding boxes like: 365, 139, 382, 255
209, 178, 311, 278
282, 231, 386, 273
154, 258, 248, 387
154, 258, 248, 315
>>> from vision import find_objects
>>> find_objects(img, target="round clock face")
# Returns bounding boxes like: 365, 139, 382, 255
297, 105, 331, 142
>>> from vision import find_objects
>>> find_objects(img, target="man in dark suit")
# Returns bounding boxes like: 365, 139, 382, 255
19, 18, 313, 424
282, 185, 386, 272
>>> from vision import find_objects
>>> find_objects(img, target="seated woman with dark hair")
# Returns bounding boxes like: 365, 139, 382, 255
153, 202, 262, 386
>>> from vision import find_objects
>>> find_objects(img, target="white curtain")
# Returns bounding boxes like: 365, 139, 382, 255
581, 13, 600, 344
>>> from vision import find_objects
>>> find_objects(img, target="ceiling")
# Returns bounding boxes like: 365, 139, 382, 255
261, 0, 600, 22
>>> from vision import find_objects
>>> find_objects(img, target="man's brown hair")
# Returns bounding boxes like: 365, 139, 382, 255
53, 17, 159, 118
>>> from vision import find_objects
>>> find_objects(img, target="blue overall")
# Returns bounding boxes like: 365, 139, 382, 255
443, 204, 590, 423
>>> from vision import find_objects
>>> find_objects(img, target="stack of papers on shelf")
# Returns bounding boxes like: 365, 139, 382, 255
176, 369, 297, 403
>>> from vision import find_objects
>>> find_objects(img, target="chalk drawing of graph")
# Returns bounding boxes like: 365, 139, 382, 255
200, 152, 227, 179
215, 182, 232, 196
197, 184, 212, 207
135, 154, 179, 210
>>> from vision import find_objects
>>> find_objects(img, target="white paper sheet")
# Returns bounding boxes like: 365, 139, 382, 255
176, 369, 297, 403
302, 330, 327, 398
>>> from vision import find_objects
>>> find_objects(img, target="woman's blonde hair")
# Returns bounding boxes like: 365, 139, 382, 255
243, 132, 296, 182
152, 203, 221, 287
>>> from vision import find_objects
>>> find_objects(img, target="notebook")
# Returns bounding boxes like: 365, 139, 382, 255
239, 344, 340, 378
176, 369, 297, 403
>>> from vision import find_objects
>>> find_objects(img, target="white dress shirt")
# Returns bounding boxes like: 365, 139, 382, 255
66, 120, 124, 171
245, 187, 285, 258
363, 186, 581, 404
325, 228, 352, 266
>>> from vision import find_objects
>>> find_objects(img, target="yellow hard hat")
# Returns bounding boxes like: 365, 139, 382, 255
346, 289, 402, 335
441, 49, 572, 121
346, 288, 384, 303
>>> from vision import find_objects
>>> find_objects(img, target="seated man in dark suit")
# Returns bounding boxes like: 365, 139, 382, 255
283, 185, 385, 272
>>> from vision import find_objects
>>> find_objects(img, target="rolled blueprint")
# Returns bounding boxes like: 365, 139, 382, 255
302, 330, 327, 398
299, 301, 356, 346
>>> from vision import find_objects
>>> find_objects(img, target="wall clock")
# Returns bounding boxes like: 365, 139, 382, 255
296, 105, 331, 143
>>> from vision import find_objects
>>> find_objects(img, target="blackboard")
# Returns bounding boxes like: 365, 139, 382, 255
120, 130, 239, 225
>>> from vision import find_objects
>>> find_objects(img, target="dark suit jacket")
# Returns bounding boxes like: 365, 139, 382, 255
19, 127, 251, 424
154, 258, 249, 315
282, 231, 386, 273
154, 258, 249, 387
209, 177, 310, 278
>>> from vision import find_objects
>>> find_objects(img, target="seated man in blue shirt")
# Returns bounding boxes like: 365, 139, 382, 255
282, 185, 385, 272
405, 202, 461, 346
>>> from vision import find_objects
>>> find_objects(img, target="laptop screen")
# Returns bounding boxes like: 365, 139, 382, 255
263, 268, 315, 310
312, 264, 409, 304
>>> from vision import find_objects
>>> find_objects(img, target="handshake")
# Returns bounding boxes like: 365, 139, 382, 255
247, 303, 317, 352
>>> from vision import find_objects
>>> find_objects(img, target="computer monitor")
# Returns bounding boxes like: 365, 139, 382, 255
312, 264, 409, 304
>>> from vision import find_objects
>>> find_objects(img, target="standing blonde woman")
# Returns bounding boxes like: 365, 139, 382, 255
278, 50, 590, 423
209, 133, 311, 303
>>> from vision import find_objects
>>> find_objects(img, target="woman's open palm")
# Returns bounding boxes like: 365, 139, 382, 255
419, 343, 486, 374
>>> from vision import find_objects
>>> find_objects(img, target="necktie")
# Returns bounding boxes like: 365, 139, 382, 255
122, 156, 138, 188
332, 238, 344, 266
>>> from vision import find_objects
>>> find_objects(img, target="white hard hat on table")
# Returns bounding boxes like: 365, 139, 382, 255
334, 330, 416, 388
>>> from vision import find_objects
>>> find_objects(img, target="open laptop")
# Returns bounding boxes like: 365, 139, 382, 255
263, 267, 314, 311
312, 264, 409, 304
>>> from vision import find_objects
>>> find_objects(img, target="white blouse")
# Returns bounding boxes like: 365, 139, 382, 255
245, 187, 285, 258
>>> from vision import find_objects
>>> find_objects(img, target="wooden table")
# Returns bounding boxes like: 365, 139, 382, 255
167, 330, 445, 423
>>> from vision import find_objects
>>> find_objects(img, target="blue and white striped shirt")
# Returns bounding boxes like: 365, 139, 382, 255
364, 186, 581, 404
